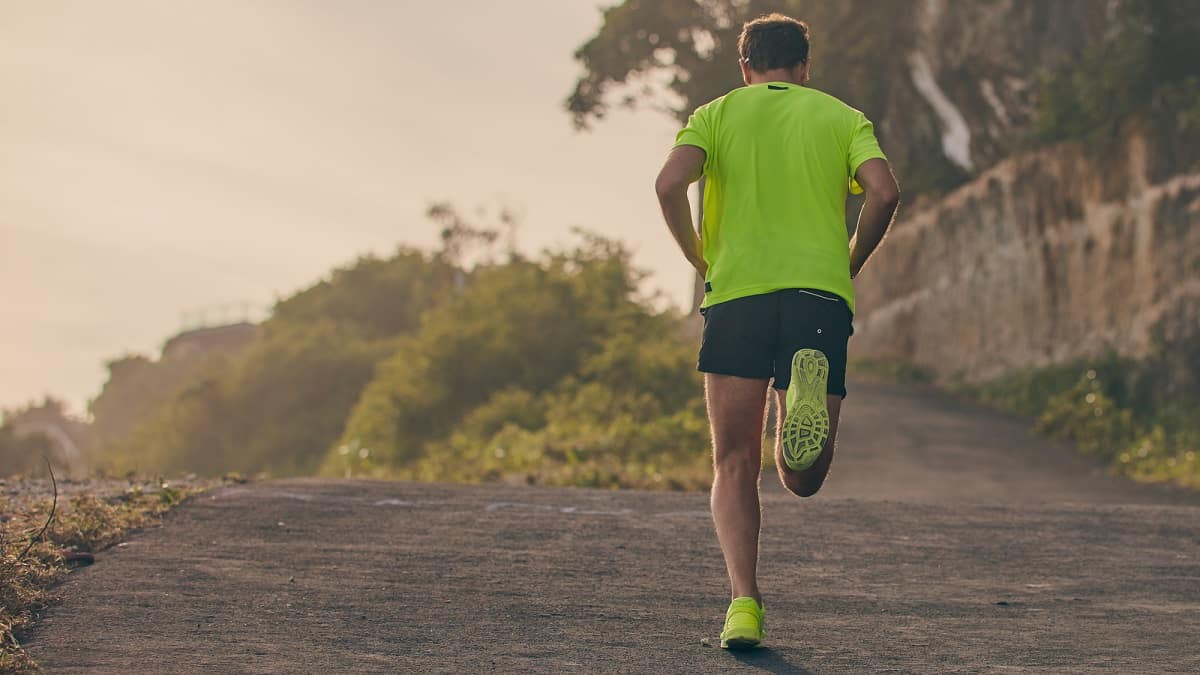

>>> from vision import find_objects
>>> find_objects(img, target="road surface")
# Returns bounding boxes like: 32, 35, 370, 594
25, 378, 1200, 673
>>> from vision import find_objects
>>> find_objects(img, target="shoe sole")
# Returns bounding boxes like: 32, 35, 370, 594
720, 637, 762, 650
781, 348, 830, 471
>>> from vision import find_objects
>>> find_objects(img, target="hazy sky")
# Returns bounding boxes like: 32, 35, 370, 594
1, 0, 691, 414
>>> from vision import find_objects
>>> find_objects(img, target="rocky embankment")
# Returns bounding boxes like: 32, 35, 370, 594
854, 127, 1200, 380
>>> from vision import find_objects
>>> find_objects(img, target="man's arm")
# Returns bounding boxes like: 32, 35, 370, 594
655, 145, 708, 278
848, 158, 900, 278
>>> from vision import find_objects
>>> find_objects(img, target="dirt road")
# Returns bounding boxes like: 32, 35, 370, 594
25, 379, 1200, 673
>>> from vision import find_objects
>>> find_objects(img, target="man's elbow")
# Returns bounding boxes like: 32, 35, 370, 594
884, 186, 901, 209
872, 182, 901, 209
654, 171, 687, 201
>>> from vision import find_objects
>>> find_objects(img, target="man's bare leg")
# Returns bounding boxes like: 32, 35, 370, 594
705, 373, 770, 602
775, 390, 842, 497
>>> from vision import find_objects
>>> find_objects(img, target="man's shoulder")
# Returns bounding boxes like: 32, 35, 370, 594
698, 85, 866, 117
691, 90, 734, 116
801, 87, 867, 117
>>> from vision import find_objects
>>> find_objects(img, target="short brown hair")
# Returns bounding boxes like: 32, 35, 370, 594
737, 13, 810, 72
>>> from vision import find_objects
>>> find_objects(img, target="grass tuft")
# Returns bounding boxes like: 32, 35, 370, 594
0, 477, 211, 672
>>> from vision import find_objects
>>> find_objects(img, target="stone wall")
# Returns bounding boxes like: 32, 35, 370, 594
853, 128, 1200, 380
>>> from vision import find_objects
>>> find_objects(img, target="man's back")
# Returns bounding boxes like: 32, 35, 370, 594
675, 83, 885, 312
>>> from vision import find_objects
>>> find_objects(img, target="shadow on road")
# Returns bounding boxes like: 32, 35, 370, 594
730, 647, 813, 674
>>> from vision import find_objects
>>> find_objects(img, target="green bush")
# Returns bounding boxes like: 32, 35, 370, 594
972, 338, 1200, 490
1035, 372, 1136, 462
404, 335, 712, 491
1036, 0, 1200, 157
327, 235, 713, 490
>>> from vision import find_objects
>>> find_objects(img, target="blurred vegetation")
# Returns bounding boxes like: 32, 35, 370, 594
89, 208, 713, 490
1, 398, 83, 477
91, 354, 226, 458
1036, 0, 1200, 165
325, 229, 711, 489
847, 358, 936, 386
0, 426, 54, 477
969, 334, 1200, 489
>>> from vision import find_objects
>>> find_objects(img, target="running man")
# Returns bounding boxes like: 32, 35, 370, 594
654, 14, 900, 649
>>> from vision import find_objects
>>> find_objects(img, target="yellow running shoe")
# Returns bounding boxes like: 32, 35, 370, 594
719, 596, 764, 650
781, 348, 830, 471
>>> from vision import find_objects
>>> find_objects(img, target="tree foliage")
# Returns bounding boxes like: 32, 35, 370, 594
567, 0, 912, 127
1, 398, 84, 476
90, 353, 223, 459
326, 233, 711, 489
269, 247, 459, 342
1036, 0, 1200, 165
0, 424, 54, 477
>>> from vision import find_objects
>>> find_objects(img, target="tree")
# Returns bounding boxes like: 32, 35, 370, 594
567, 0, 746, 130
0, 424, 55, 477
567, 1, 915, 137
0, 398, 79, 475
1035, 0, 1200, 169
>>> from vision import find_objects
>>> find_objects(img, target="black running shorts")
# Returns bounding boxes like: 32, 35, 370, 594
698, 288, 853, 396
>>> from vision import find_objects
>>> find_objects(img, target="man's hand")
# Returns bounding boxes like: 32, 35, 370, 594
848, 158, 900, 279
655, 145, 707, 276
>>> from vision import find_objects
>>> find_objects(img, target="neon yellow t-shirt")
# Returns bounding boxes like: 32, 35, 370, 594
673, 82, 886, 313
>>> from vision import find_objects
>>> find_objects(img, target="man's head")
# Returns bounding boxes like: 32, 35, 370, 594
737, 13, 810, 86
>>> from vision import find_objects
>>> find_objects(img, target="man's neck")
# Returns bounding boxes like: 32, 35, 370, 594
746, 68, 804, 87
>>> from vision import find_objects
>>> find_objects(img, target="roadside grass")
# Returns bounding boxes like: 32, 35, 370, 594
965, 355, 1200, 490
852, 354, 1200, 491
381, 451, 716, 492
0, 476, 217, 672
848, 357, 936, 385
346, 396, 801, 492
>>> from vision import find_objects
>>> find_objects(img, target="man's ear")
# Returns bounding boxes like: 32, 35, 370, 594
740, 59, 751, 85
799, 59, 811, 85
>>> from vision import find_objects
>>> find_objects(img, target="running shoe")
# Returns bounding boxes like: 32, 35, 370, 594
781, 348, 830, 471
720, 596, 764, 649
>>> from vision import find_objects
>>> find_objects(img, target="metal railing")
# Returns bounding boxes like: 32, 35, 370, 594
178, 302, 272, 332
